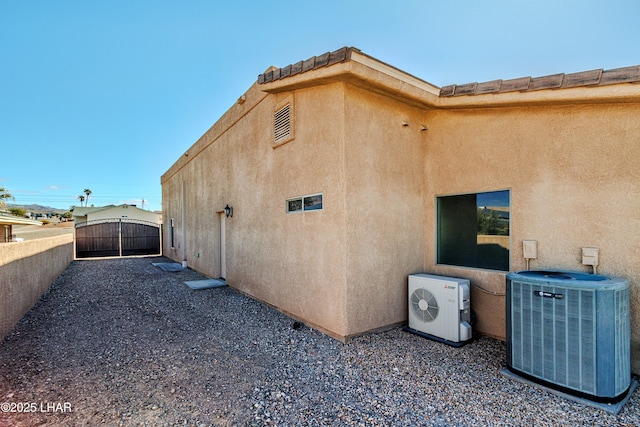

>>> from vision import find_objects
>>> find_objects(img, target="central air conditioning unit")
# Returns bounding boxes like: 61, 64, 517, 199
407, 274, 472, 345
506, 270, 631, 403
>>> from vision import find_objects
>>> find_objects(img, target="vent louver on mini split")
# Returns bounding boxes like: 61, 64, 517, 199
274, 104, 291, 142
410, 288, 439, 322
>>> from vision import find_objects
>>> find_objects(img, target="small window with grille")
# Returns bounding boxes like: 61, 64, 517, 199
273, 98, 294, 146
286, 193, 323, 214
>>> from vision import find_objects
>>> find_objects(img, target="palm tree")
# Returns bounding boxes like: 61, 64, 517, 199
78, 195, 85, 206
0, 186, 14, 209
83, 189, 92, 207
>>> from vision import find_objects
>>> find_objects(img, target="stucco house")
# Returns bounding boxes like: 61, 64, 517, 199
161, 47, 640, 373
0, 212, 42, 242
72, 204, 161, 225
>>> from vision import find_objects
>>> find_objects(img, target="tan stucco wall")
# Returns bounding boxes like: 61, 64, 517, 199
343, 85, 426, 336
0, 234, 74, 341
423, 102, 640, 372
162, 58, 640, 372
162, 82, 350, 338
162, 79, 433, 340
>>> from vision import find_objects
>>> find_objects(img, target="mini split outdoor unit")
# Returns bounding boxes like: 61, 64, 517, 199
407, 274, 472, 345
506, 270, 631, 403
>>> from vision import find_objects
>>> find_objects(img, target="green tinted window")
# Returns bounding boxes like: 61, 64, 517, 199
437, 190, 510, 271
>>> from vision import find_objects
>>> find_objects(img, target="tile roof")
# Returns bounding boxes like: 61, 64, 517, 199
258, 47, 357, 85
257, 46, 640, 97
258, 47, 358, 84
440, 65, 640, 97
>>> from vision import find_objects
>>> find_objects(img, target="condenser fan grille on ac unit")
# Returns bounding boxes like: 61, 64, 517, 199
410, 287, 439, 322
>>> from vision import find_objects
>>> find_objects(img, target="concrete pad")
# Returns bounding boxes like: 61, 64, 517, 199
184, 279, 227, 290
152, 262, 185, 272
500, 369, 638, 415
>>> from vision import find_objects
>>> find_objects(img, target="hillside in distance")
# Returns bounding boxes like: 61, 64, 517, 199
7, 203, 68, 214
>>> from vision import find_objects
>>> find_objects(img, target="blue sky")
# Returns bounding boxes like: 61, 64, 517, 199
1, 1, 638, 212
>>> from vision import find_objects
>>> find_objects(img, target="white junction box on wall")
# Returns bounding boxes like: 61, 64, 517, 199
582, 247, 599, 266
523, 240, 538, 259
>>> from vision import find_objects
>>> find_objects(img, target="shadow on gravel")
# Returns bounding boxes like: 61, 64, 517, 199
1, 256, 639, 426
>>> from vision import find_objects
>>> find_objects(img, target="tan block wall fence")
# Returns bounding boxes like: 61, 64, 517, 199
0, 234, 74, 341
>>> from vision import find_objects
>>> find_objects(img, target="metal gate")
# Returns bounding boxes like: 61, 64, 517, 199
75, 218, 161, 258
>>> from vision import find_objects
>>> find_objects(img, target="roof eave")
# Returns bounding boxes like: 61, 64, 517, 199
0, 216, 43, 226
258, 50, 442, 109
434, 82, 640, 109
259, 50, 640, 109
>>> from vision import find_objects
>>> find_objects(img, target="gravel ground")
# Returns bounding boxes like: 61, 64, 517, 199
1, 256, 638, 426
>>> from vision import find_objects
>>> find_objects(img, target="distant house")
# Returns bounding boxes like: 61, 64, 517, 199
72, 204, 161, 225
0, 212, 42, 242
161, 47, 640, 373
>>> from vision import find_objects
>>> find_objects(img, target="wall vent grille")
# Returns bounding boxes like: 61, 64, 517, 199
274, 104, 291, 143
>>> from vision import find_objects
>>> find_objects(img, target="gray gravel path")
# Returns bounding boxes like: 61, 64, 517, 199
1, 257, 638, 426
